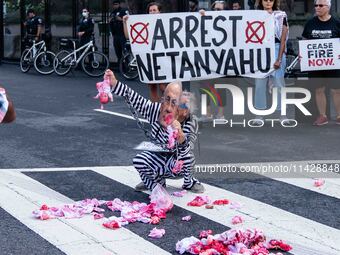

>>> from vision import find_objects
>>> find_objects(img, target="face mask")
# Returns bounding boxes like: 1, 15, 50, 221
82, 12, 88, 18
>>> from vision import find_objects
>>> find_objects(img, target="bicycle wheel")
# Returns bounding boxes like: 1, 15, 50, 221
53, 50, 73, 76
81, 51, 109, 77
119, 53, 139, 80
34, 51, 56, 75
20, 49, 32, 73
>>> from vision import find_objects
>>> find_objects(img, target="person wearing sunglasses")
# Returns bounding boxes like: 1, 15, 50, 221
252, 0, 289, 125
302, 0, 340, 126
104, 69, 204, 193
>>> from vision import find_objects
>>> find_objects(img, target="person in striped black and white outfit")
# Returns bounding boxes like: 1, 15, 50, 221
104, 70, 205, 193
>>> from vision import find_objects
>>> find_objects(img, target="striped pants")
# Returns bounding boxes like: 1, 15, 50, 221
133, 151, 198, 191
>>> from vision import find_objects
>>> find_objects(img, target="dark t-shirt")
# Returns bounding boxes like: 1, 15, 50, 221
302, 16, 340, 39
302, 16, 340, 80
78, 17, 95, 38
26, 16, 43, 36
110, 8, 129, 36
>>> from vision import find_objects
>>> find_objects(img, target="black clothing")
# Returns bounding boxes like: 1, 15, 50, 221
302, 16, 340, 39
78, 17, 95, 45
110, 7, 129, 62
302, 16, 340, 85
109, 7, 129, 36
26, 16, 43, 37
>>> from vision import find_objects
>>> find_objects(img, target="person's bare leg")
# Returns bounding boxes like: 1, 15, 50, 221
315, 86, 327, 116
331, 89, 340, 118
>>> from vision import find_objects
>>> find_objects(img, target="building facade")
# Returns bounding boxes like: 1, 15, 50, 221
1, 0, 339, 62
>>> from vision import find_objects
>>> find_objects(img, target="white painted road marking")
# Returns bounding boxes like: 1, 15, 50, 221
94, 109, 148, 123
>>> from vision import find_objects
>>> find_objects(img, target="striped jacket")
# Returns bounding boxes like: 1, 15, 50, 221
112, 81, 198, 157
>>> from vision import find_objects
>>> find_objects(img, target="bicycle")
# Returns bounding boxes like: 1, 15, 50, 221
20, 37, 55, 75
53, 39, 109, 77
119, 41, 139, 80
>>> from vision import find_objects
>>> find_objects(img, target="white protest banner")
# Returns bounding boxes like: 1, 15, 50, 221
299, 38, 340, 72
127, 11, 275, 84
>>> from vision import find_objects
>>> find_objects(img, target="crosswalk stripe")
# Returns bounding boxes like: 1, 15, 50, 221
94, 109, 148, 123
91, 166, 340, 255
2, 166, 339, 255
23, 170, 230, 255
230, 161, 340, 200
0, 170, 170, 255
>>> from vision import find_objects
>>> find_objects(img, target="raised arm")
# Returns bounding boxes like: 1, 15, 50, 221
104, 70, 159, 123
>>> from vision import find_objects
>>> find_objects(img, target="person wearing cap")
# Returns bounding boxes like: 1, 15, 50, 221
110, 0, 129, 64
78, 8, 95, 46
0, 87, 16, 124
23, 9, 43, 43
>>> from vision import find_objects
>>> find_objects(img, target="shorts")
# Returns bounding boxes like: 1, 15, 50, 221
308, 70, 340, 89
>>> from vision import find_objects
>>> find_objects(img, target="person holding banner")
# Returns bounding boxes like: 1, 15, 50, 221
104, 69, 204, 193
123, 2, 167, 102
0, 86, 16, 124
252, 0, 289, 124
199, 1, 228, 120
302, 0, 340, 126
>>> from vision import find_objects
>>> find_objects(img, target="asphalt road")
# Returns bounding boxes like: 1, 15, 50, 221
0, 64, 339, 255
1, 64, 340, 170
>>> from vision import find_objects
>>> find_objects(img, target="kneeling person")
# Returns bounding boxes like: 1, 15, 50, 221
104, 70, 204, 193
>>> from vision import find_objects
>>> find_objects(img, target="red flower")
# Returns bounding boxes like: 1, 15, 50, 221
103, 220, 120, 229
268, 240, 292, 252
199, 230, 213, 238
40, 204, 49, 210
150, 216, 160, 225
213, 199, 229, 205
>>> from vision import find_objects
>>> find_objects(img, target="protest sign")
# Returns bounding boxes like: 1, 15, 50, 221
127, 11, 275, 83
299, 38, 340, 72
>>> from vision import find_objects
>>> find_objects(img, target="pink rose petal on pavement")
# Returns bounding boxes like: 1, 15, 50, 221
93, 213, 104, 220
148, 227, 165, 239
314, 179, 325, 187
187, 196, 210, 207
212, 199, 229, 205
150, 216, 160, 225
103, 220, 121, 229
199, 230, 213, 238
229, 201, 242, 210
231, 216, 244, 225
182, 215, 191, 221
172, 190, 187, 197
